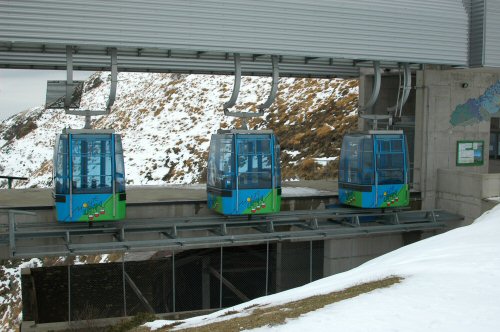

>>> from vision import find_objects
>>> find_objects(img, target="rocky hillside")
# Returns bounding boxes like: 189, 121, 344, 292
0, 72, 358, 189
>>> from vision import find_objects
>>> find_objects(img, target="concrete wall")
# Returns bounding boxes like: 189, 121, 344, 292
324, 234, 401, 275
437, 169, 500, 225
323, 231, 434, 276
413, 68, 499, 218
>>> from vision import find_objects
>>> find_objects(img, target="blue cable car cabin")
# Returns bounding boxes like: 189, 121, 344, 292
207, 129, 281, 215
338, 130, 409, 208
53, 129, 126, 222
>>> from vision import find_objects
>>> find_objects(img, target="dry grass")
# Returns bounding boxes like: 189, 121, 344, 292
155, 276, 402, 332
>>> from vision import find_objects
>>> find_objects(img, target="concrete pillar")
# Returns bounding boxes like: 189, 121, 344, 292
274, 242, 313, 292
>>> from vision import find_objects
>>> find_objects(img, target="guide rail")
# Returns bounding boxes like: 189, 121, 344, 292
0, 208, 462, 258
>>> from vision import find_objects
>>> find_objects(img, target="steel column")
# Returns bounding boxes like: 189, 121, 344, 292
122, 253, 127, 316
172, 251, 176, 313
219, 246, 223, 308
67, 260, 71, 323
309, 241, 313, 283
265, 241, 269, 296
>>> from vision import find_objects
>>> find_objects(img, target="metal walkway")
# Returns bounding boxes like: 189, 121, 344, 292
1, 208, 462, 258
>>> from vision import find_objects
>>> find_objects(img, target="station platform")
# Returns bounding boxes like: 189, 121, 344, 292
0, 180, 339, 208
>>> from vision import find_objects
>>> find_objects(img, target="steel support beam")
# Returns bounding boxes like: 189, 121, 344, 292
209, 266, 250, 302
124, 272, 155, 313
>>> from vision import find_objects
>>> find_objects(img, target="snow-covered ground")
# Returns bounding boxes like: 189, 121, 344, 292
145, 204, 500, 332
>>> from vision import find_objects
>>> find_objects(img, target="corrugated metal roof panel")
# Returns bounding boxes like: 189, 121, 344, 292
0, 0, 469, 74
484, 0, 500, 67
469, 0, 485, 67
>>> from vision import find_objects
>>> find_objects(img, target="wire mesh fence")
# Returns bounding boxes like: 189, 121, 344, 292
23, 241, 325, 324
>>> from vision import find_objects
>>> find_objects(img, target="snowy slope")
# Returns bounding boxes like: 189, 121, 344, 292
145, 204, 500, 332
0, 72, 358, 188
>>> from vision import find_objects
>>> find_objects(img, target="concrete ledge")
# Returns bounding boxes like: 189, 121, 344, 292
437, 168, 500, 224
437, 168, 500, 198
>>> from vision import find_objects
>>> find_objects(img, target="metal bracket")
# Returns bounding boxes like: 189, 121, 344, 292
220, 223, 228, 236
360, 114, 391, 130
266, 220, 275, 233
387, 63, 411, 117
168, 225, 178, 238
426, 210, 437, 223
6, 209, 36, 258
113, 227, 125, 242
223, 54, 279, 118
351, 215, 361, 227
359, 61, 380, 114
308, 217, 319, 230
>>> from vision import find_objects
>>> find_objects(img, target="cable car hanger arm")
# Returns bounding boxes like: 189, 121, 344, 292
358, 60, 380, 114
223, 53, 280, 118
63, 46, 118, 128
387, 62, 411, 118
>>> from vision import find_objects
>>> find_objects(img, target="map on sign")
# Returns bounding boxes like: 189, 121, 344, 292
450, 80, 500, 127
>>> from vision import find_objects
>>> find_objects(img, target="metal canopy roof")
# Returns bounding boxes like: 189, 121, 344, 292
0, 0, 469, 77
